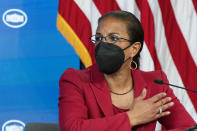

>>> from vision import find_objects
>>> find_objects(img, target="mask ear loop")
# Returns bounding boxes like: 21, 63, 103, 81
122, 43, 133, 51
122, 43, 135, 65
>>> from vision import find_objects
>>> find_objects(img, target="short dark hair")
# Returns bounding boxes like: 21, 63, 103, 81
98, 10, 144, 68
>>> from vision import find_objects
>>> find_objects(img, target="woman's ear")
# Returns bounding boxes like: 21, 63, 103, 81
129, 42, 141, 57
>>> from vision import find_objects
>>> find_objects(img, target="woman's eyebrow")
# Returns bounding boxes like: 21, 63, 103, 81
108, 32, 120, 35
96, 32, 101, 35
95, 32, 120, 35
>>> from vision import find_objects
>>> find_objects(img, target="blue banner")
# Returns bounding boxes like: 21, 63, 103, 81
0, 0, 79, 130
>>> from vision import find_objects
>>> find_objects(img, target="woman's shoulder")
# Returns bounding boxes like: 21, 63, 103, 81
136, 69, 173, 95
135, 69, 169, 89
136, 69, 167, 81
59, 64, 95, 83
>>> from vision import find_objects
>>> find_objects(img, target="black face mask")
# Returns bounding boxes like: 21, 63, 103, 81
95, 42, 132, 74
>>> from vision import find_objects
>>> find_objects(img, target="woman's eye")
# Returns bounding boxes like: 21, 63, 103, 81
95, 36, 102, 41
110, 36, 119, 42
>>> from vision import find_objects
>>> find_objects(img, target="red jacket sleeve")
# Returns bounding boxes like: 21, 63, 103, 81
58, 69, 131, 131
158, 71, 196, 130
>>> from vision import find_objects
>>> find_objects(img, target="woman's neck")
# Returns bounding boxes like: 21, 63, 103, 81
104, 62, 133, 92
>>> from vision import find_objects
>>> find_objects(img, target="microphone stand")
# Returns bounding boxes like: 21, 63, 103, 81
154, 79, 197, 93
184, 124, 197, 131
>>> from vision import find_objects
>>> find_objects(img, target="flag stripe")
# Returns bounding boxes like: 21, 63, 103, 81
170, 0, 197, 65
158, 0, 197, 112
74, 0, 101, 35
116, 0, 141, 20
139, 42, 155, 70
93, 0, 121, 14
192, 0, 197, 13
136, 0, 162, 70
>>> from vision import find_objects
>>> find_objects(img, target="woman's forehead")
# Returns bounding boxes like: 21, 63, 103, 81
96, 17, 128, 36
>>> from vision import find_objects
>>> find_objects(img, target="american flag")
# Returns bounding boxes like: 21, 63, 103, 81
57, 0, 197, 129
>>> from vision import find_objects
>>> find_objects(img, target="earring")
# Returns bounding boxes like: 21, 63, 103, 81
130, 58, 137, 70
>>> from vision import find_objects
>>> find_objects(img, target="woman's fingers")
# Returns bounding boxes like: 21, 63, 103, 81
154, 96, 174, 114
155, 97, 172, 107
155, 110, 171, 119
149, 92, 167, 103
160, 102, 174, 111
155, 101, 174, 119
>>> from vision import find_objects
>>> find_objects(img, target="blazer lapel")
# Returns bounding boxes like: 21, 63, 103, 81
89, 64, 114, 116
131, 69, 150, 131
131, 69, 150, 99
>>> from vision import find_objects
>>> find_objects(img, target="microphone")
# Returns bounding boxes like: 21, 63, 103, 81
154, 79, 197, 93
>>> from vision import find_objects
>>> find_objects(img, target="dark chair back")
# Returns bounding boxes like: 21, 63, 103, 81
25, 123, 60, 131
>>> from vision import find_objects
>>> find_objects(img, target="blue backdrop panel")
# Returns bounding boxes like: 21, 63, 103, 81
0, 0, 79, 129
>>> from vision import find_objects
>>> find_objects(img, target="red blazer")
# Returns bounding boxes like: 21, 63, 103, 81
58, 64, 196, 131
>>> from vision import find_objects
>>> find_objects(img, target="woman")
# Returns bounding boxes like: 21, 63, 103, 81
58, 11, 196, 131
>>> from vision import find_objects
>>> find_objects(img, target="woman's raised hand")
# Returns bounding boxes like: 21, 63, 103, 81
126, 88, 174, 127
